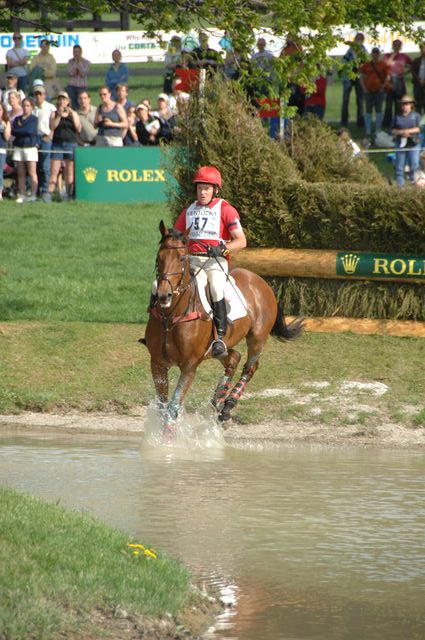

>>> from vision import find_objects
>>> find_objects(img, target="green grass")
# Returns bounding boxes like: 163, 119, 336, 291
1, 199, 424, 425
0, 201, 172, 323
0, 321, 424, 427
0, 485, 207, 640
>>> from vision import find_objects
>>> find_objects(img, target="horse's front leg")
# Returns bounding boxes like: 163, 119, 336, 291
211, 349, 241, 413
219, 353, 261, 424
151, 360, 170, 426
167, 366, 197, 423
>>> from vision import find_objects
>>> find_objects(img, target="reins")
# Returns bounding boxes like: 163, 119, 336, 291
154, 238, 201, 331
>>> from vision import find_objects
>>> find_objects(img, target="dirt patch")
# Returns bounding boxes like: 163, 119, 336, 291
0, 406, 424, 449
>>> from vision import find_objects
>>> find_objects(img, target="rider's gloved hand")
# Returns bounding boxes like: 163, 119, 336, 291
207, 242, 229, 258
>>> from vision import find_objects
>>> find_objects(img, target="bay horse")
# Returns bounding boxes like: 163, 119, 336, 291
142, 220, 303, 438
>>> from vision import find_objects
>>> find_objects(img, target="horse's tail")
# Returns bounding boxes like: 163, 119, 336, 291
138, 337, 146, 346
271, 303, 305, 341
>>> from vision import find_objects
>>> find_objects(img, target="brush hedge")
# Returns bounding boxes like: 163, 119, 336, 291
168, 78, 425, 320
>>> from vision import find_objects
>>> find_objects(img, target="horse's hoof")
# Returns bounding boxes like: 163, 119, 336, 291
162, 423, 176, 443
218, 411, 232, 425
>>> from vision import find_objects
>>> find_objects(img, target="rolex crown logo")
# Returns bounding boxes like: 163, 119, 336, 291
341, 253, 360, 274
83, 167, 98, 184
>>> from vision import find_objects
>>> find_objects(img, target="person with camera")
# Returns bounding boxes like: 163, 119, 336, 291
45, 90, 81, 201
94, 86, 127, 147
391, 95, 421, 186
0, 103, 11, 200
173, 166, 247, 358
11, 97, 39, 202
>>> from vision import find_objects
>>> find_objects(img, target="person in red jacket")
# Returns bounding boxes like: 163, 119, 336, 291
303, 75, 327, 119
174, 166, 247, 358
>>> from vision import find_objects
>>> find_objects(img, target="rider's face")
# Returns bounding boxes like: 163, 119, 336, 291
196, 182, 214, 204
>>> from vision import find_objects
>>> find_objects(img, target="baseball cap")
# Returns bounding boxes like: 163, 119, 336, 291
136, 103, 148, 111
157, 93, 169, 101
33, 79, 45, 88
6, 70, 18, 78
57, 90, 70, 99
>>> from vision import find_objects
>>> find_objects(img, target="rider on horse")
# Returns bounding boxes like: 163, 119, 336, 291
174, 166, 247, 358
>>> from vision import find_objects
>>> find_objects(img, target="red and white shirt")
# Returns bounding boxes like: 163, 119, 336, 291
174, 197, 241, 254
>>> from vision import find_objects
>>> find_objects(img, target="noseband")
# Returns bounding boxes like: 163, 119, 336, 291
156, 242, 191, 297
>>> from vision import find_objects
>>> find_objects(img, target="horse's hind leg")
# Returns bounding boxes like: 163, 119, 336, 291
219, 335, 264, 423
211, 349, 241, 412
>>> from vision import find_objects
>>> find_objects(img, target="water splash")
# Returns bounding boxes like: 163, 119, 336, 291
141, 402, 226, 458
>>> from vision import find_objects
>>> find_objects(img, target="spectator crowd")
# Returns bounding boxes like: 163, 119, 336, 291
0, 33, 189, 202
2, 28, 425, 200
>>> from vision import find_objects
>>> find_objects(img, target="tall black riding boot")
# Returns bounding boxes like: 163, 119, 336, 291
212, 298, 228, 358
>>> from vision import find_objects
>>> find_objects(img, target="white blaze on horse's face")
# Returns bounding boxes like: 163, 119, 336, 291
156, 242, 187, 308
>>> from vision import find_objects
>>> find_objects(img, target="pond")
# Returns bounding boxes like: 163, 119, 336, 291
1, 424, 424, 640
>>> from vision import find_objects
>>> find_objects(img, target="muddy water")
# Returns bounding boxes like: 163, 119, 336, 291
0, 425, 425, 640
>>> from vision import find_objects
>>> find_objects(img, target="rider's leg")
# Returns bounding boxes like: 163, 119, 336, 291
212, 299, 228, 357
207, 257, 229, 358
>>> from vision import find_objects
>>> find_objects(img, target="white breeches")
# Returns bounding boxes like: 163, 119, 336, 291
189, 255, 228, 302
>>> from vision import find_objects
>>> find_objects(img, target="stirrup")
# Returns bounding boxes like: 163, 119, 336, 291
212, 338, 228, 358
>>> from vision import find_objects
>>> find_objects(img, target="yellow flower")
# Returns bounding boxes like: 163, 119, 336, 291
144, 549, 157, 559
128, 543, 145, 550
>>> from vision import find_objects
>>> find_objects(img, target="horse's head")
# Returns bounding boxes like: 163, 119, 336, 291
156, 220, 190, 308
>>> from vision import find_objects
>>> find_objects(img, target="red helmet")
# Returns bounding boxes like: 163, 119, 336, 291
193, 166, 222, 189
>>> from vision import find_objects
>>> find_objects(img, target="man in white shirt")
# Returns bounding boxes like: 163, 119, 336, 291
6, 33, 29, 92
2, 72, 26, 109
77, 90, 97, 144
251, 37, 274, 71
33, 84, 56, 196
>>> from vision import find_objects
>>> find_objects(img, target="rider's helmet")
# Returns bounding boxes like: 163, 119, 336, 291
193, 166, 222, 189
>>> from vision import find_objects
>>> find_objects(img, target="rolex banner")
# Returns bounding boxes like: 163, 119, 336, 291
75, 147, 167, 202
336, 252, 425, 280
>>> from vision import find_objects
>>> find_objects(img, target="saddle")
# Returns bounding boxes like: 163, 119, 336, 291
193, 269, 248, 322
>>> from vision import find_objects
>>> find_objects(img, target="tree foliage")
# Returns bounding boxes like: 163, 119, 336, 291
2, 0, 425, 90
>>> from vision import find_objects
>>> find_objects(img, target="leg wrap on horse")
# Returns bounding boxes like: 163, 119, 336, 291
219, 375, 249, 423
211, 375, 232, 410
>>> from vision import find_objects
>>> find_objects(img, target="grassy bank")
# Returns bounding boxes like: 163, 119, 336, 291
1, 199, 425, 426
1, 320, 424, 427
0, 201, 171, 323
0, 485, 216, 640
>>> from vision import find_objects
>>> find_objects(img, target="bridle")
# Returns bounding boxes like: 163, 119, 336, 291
156, 242, 192, 299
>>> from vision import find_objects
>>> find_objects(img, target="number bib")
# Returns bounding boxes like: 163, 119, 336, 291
185, 199, 223, 242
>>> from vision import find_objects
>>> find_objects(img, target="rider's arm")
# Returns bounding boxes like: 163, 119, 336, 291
226, 227, 247, 254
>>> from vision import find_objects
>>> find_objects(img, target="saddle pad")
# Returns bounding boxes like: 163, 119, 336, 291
194, 269, 248, 321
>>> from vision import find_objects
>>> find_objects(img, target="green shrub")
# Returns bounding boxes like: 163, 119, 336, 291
166, 77, 300, 245
287, 116, 386, 185
279, 181, 425, 253
273, 277, 425, 320
166, 79, 425, 320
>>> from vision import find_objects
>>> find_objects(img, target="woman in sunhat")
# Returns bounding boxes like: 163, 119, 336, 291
391, 95, 421, 186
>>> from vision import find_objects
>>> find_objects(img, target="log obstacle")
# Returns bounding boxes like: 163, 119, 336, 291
232, 248, 425, 283
232, 249, 425, 337
287, 317, 425, 338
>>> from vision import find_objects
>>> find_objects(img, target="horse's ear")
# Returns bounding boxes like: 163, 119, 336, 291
159, 220, 168, 237
183, 225, 191, 242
